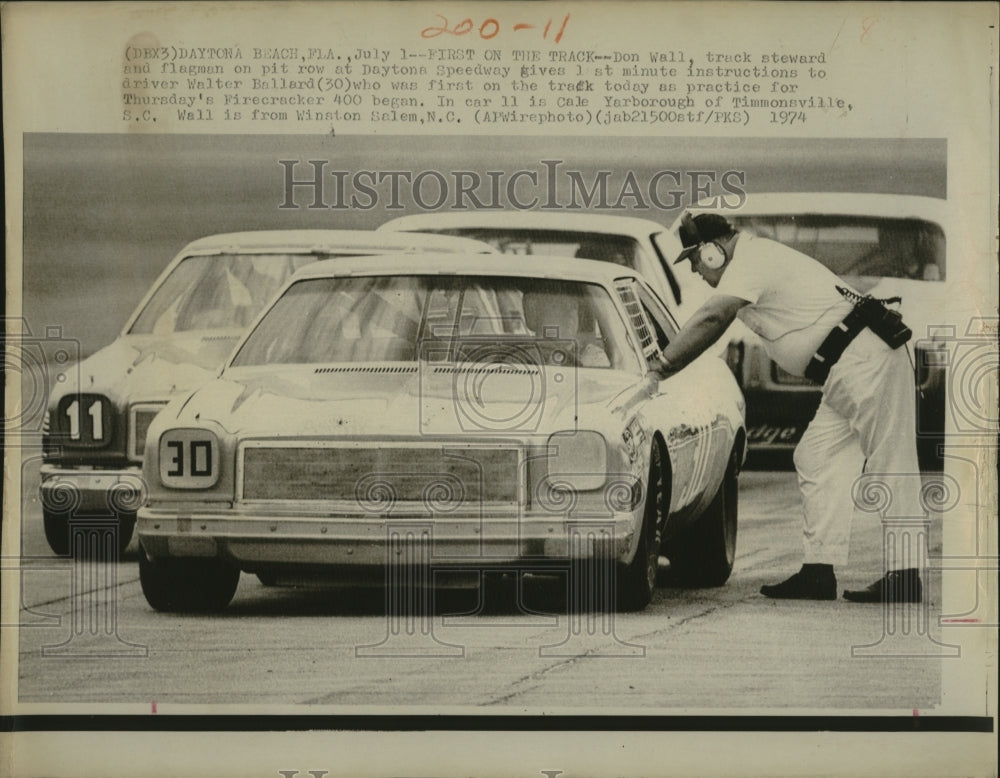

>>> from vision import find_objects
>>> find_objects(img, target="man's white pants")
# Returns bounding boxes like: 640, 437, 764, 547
793, 329, 924, 567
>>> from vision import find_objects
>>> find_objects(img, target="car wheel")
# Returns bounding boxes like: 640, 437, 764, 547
139, 545, 240, 613
665, 446, 738, 587
117, 514, 137, 554
916, 383, 945, 471
478, 571, 519, 613
42, 510, 135, 557
42, 509, 70, 556
615, 443, 664, 612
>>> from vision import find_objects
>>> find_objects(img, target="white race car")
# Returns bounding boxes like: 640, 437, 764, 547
137, 254, 746, 613
378, 212, 710, 325
39, 230, 494, 555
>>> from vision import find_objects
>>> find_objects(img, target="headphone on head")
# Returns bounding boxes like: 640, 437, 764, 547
698, 241, 727, 270
681, 212, 730, 270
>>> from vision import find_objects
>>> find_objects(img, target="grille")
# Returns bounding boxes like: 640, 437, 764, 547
314, 365, 418, 375
201, 335, 241, 343
432, 365, 540, 376
129, 404, 166, 459
241, 444, 521, 509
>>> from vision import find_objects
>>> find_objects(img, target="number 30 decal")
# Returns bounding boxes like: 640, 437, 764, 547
160, 430, 220, 488
165, 440, 213, 477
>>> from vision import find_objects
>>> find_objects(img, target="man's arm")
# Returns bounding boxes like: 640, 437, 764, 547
654, 294, 749, 376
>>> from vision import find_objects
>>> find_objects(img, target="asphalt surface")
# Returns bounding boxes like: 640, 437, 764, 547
14, 468, 952, 711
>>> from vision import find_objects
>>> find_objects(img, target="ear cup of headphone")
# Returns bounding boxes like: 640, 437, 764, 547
699, 241, 726, 270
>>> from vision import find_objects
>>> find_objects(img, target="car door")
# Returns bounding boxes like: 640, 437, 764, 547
638, 279, 741, 515
613, 277, 717, 518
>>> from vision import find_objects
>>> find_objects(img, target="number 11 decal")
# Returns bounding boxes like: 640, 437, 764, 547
65, 398, 106, 442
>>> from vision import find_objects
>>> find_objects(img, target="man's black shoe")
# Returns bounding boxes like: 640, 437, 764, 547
760, 564, 837, 600
843, 568, 923, 603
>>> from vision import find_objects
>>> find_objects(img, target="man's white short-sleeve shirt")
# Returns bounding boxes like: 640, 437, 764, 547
716, 233, 855, 376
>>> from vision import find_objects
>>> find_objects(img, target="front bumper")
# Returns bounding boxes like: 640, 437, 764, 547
137, 508, 640, 567
39, 464, 146, 516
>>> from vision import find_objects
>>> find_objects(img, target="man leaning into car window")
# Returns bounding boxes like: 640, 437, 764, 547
654, 212, 924, 603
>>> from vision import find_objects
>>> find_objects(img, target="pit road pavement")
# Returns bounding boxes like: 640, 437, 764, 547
13, 470, 955, 711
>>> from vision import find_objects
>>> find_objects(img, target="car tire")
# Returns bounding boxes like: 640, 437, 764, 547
117, 514, 137, 554
479, 571, 518, 613
43, 510, 135, 557
916, 383, 945, 472
42, 510, 70, 556
615, 443, 665, 612
139, 545, 240, 613
664, 446, 738, 588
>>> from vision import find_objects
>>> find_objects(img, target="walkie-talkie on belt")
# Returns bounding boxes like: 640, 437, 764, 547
836, 285, 912, 349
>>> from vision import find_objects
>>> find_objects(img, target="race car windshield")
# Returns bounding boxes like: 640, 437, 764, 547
728, 215, 946, 281
129, 253, 322, 335
231, 275, 642, 372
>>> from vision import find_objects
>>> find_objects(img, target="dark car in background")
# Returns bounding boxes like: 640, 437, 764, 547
673, 193, 951, 469
378, 212, 711, 327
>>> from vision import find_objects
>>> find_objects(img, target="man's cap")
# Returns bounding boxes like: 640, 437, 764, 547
674, 212, 736, 263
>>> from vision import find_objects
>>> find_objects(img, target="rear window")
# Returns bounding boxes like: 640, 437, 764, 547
430, 227, 637, 266
728, 215, 946, 281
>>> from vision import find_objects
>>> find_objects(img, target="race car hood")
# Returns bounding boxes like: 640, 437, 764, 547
165, 364, 642, 439
53, 331, 241, 406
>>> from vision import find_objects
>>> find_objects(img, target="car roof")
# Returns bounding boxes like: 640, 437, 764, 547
379, 211, 671, 237
178, 230, 495, 255
290, 252, 644, 285
686, 193, 949, 223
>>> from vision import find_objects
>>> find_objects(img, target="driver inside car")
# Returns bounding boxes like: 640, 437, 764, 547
521, 287, 610, 368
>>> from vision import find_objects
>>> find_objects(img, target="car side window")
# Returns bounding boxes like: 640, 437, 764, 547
636, 282, 679, 351
613, 278, 661, 362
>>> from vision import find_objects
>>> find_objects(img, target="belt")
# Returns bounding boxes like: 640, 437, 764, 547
804, 308, 868, 385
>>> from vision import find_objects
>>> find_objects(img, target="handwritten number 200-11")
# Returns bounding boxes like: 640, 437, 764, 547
421, 15, 500, 40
